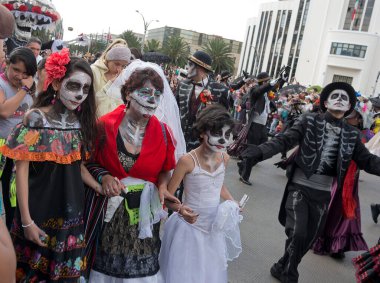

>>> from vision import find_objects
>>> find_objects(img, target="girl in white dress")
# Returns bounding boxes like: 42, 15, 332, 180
160, 105, 243, 283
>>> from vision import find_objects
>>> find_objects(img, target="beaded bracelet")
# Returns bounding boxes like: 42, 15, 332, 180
21, 85, 31, 92
22, 220, 34, 228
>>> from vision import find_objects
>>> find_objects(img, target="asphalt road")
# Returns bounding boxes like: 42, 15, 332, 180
226, 154, 380, 283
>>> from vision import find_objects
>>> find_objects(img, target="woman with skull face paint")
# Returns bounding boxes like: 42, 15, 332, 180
159, 105, 242, 283
85, 66, 179, 283
0, 48, 100, 282
0, 47, 36, 228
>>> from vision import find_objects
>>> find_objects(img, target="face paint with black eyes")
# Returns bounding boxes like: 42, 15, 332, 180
129, 80, 162, 117
326, 89, 350, 112
59, 71, 91, 111
205, 125, 233, 152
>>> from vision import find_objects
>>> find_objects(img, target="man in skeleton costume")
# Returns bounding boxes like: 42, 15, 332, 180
241, 82, 380, 283
176, 51, 229, 151
238, 68, 289, 185
1, 0, 60, 54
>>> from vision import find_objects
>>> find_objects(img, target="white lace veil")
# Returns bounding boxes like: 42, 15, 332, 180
106, 60, 186, 161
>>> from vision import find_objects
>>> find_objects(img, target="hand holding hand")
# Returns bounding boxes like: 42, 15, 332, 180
102, 175, 124, 197
179, 205, 199, 224
159, 186, 180, 205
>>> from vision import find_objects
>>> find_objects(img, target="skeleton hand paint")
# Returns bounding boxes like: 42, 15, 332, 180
205, 125, 233, 153
187, 61, 198, 79
59, 71, 91, 111
326, 89, 351, 112
129, 85, 162, 117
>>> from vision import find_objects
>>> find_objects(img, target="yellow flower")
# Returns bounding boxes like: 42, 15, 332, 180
23, 130, 40, 146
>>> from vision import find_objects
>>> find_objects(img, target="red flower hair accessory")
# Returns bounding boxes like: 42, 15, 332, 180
44, 48, 71, 91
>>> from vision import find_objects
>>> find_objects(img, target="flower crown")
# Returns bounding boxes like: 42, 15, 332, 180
44, 48, 71, 91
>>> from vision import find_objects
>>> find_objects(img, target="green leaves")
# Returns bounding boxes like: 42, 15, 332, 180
119, 30, 141, 50
202, 38, 234, 74
162, 35, 190, 67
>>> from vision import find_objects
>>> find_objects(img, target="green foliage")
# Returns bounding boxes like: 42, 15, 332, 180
119, 30, 141, 50
162, 35, 190, 67
202, 38, 234, 74
144, 39, 161, 52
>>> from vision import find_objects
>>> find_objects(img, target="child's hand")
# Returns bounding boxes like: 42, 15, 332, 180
159, 186, 180, 205
180, 205, 199, 224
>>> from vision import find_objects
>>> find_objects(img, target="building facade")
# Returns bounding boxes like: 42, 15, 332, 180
238, 0, 380, 96
146, 26, 243, 74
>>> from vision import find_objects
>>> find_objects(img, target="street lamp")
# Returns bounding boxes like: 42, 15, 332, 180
136, 10, 159, 53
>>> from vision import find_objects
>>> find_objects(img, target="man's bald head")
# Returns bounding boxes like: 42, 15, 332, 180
0, 5, 15, 39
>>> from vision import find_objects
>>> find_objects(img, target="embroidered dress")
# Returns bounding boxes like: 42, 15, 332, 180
159, 151, 242, 283
0, 110, 87, 282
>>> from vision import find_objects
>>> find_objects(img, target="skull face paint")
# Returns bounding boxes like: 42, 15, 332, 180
205, 125, 233, 152
129, 80, 162, 117
59, 71, 91, 110
187, 61, 198, 79
326, 89, 351, 112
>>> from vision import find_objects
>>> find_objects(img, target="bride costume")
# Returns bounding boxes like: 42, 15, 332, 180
107, 60, 186, 161
159, 151, 242, 283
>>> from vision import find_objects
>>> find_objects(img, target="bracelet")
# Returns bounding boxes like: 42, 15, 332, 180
22, 220, 34, 228
98, 175, 103, 184
21, 85, 31, 92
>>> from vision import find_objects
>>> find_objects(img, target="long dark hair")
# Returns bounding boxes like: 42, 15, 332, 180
33, 57, 98, 157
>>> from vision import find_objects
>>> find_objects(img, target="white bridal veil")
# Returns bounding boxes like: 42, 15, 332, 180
106, 60, 186, 161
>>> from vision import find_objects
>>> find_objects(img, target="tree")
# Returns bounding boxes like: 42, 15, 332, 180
144, 39, 161, 52
119, 30, 141, 50
202, 38, 234, 75
162, 35, 190, 67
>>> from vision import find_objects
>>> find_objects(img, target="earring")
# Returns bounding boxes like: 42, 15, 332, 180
77, 105, 82, 112
51, 92, 57, 104
125, 100, 131, 109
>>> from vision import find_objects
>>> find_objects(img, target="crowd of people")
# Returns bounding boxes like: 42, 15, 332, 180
0, 4, 380, 283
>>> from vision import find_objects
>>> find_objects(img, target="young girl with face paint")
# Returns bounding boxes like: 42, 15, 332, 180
160, 105, 243, 283
0, 49, 100, 282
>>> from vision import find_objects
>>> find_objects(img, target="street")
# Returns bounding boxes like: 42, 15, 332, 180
226, 154, 380, 283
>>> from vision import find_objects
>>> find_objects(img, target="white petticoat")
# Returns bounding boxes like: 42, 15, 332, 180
159, 200, 242, 283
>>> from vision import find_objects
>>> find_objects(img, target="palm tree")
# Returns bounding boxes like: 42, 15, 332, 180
119, 30, 141, 50
203, 38, 234, 74
162, 35, 190, 67
144, 39, 161, 52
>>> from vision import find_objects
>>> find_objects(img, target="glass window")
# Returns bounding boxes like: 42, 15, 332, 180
333, 75, 353, 84
330, 42, 366, 58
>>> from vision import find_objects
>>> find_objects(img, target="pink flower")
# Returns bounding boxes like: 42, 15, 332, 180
67, 235, 76, 248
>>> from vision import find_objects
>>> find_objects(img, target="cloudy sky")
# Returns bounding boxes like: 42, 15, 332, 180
53, 0, 273, 42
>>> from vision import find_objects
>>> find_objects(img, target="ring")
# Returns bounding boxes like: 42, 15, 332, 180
106, 189, 110, 193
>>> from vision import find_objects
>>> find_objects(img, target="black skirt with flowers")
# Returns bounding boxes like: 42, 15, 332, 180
0, 123, 87, 282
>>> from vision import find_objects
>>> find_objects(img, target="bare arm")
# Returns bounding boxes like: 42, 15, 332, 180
0, 218, 16, 283
158, 170, 179, 205
0, 77, 34, 119
16, 160, 47, 247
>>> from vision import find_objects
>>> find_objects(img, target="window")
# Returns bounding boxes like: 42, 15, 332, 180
330, 42, 367, 58
333, 75, 353, 84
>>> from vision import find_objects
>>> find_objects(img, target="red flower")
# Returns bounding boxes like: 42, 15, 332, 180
19, 5, 28, 12
37, 145, 47, 151
51, 139, 65, 156
50, 14, 58, 22
3, 3, 14, 10
199, 89, 213, 105
31, 6, 42, 14
44, 48, 70, 90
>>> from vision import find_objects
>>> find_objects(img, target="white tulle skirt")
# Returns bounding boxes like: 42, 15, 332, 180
159, 201, 242, 283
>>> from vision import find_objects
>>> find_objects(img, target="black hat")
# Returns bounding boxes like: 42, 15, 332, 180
256, 72, 270, 83
220, 70, 231, 81
320, 82, 356, 116
188, 51, 213, 72
369, 95, 380, 108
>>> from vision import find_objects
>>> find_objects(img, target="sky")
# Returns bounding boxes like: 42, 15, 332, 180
53, 0, 274, 42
